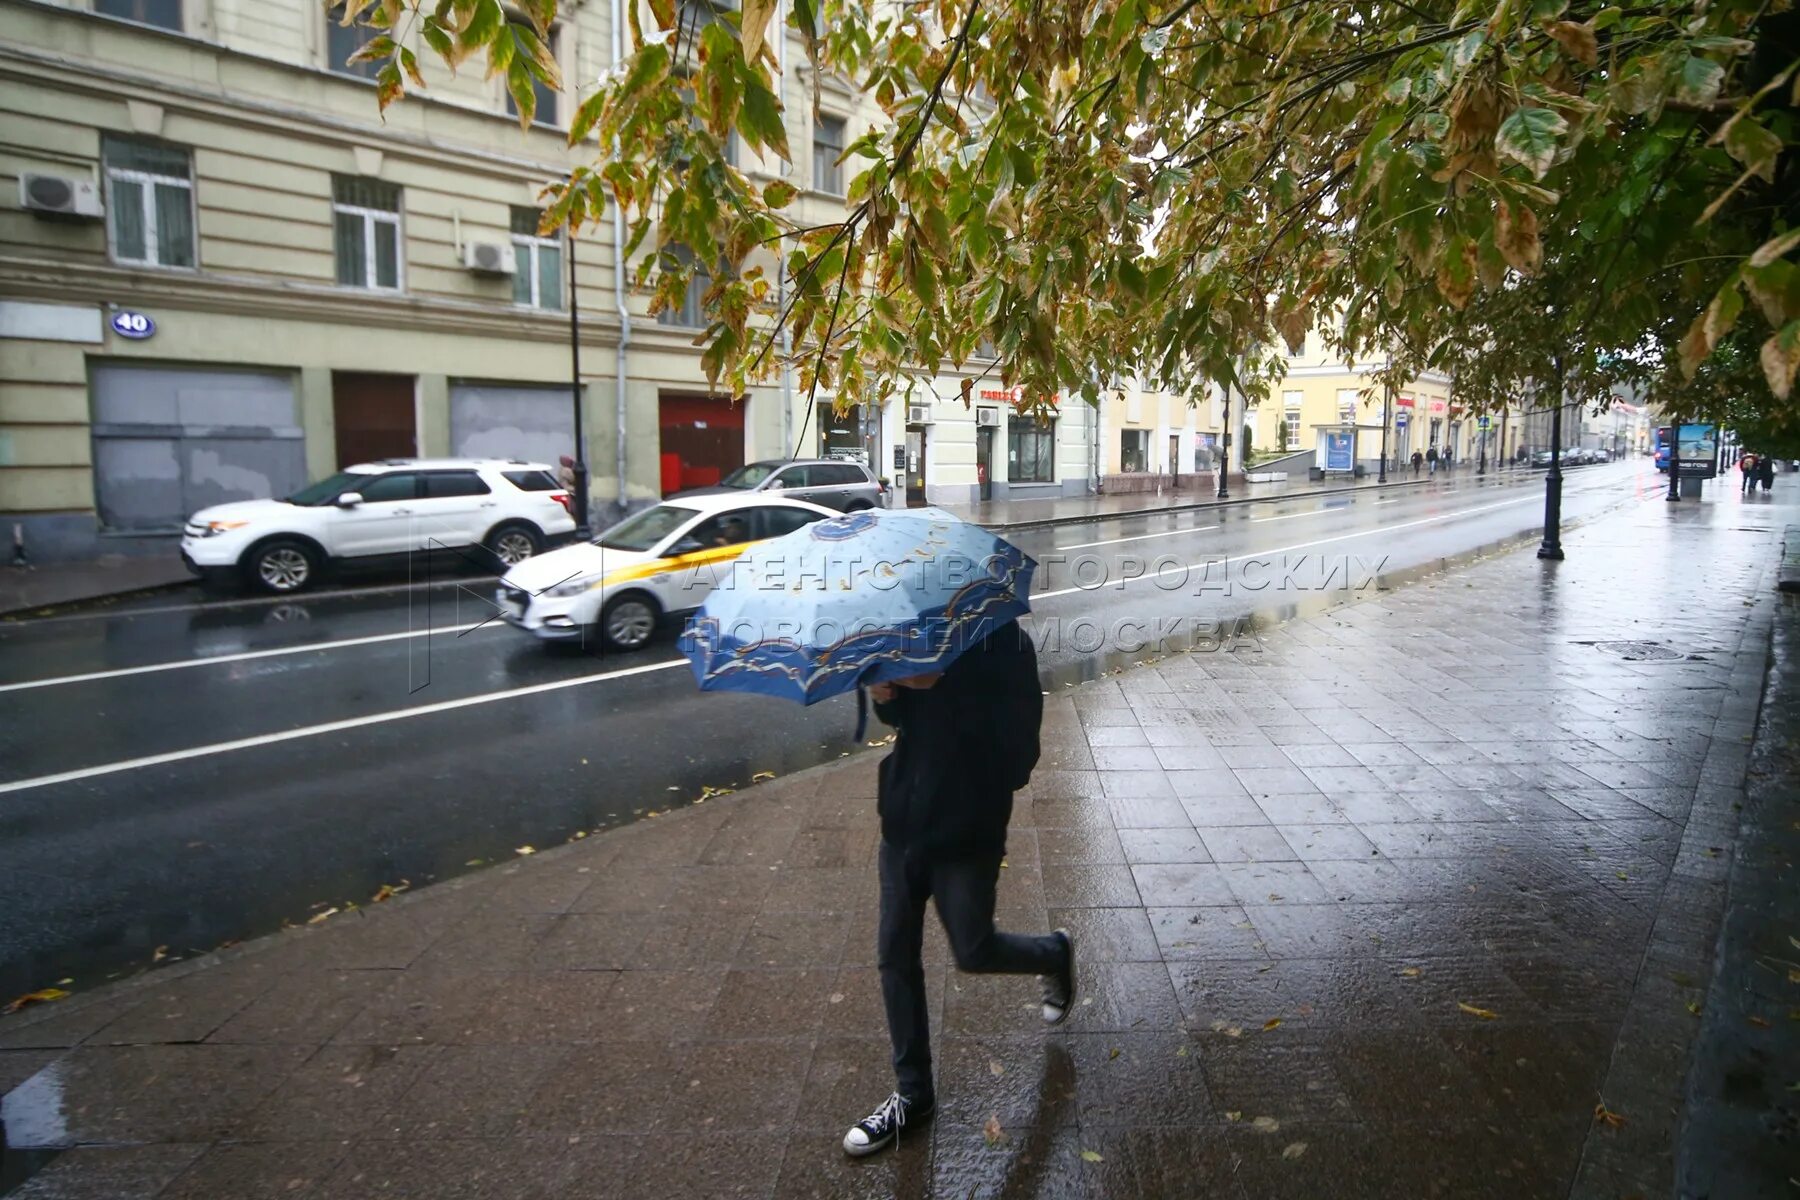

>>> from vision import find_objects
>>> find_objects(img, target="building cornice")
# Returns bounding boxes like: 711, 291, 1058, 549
0, 256, 621, 345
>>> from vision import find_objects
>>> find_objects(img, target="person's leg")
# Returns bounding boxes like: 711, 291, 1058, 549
930, 853, 1065, 977
875, 841, 934, 1103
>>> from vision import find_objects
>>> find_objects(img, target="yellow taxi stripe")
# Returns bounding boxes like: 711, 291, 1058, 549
599, 538, 763, 588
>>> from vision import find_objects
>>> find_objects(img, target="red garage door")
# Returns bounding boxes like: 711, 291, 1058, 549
659, 393, 745, 494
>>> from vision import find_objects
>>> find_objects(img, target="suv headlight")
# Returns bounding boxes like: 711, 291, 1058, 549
199, 520, 249, 537
544, 574, 604, 598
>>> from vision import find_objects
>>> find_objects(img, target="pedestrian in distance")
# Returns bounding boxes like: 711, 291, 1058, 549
1411, 450, 1423, 476
843, 619, 1075, 1158
1741, 453, 1758, 495
1758, 454, 1775, 493
1427, 445, 1439, 475
557, 454, 577, 492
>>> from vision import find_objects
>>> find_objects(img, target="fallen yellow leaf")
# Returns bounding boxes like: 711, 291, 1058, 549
306, 907, 338, 925
1458, 1002, 1499, 1020
751, 771, 775, 782
1080, 1149, 1104, 1163
1748, 1015, 1772, 1028
1225, 1111, 1242, 1122
1263, 1017, 1283, 1031
1251, 1116, 1281, 1133
151, 945, 168, 963
1282, 1142, 1309, 1160
1176, 1044, 1190, 1058
989, 1060, 1004, 1077
515, 846, 535, 856
1594, 1102, 1626, 1128
983, 1114, 1005, 1147
1400, 967, 1422, 978
1686, 1001, 1702, 1016
4, 988, 69, 1015
1109, 1047, 1121, 1060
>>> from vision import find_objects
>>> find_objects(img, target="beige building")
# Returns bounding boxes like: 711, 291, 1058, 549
0, 0, 1100, 564
1094, 377, 1223, 491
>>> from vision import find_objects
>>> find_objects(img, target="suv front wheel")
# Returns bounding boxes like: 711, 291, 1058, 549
244, 538, 321, 594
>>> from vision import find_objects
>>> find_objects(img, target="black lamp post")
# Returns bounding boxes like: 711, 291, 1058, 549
1666, 413, 1682, 502
1378, 381, 1391, 484
1537, 356, 1565, 560
1478, 418, 1488, 475
567, 218, 592, 539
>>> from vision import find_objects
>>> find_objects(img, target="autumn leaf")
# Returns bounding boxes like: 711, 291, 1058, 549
152, 944, 169, 963
1252, 1115, 1281, 1133
1458, 1002, 1500, 1020
1495, 106, 1566, 179
1400, 967, 1423, 978
1593, 1101, 1626, 1128
306, 907, 338, 925
1080, 1149, 1105, 1163
1225, 1111, 1243, 1122
750, 770, 776, 782
1544, 20, 1597, 66
1435, 234, 1478, 310
4, 988, 69, 1015
515, 845, 536, 856
1494, 199, 1541, 276
1282, 1142, 1309, 1160
984, 1114, 1006, 1147
989, 1059, 1004, 1077
1263, 1017, 1283, 1031
1748, 1015, 1772, 1029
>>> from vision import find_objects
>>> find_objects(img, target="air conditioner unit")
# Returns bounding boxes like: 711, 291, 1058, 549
464, 241, 517, 275
975, 407, 1001, 427
20, 174, 103, 219
906, 404, 933, 425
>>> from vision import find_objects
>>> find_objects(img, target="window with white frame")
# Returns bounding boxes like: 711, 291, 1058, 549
657, 244, 710, 327
325, 3, 380, 79
1337, 388, 1359, 425
503, 20, 560, 126
102, 135, 196, 269
332, 176, 402, 291
95, 0, 181, 31
1283, 391, 1303, 449
511, 207, 563, 310
813, 115, 845, 194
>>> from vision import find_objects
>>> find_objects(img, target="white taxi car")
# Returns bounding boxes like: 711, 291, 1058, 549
496, 493, 837, 650
180, 459, 577, 594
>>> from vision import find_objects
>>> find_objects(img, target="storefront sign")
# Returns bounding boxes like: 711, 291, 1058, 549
1395, 394, 1415, 408
109, 310, 155, 340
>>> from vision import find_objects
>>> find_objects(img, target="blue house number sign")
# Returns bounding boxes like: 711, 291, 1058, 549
110, 311, 156, 340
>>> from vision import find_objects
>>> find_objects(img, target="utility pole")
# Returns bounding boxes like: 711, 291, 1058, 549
1666, 414, 1683, 502
1378, 380, 1391, 483
568, 219, 591, 539
1537, 356, 1565, 560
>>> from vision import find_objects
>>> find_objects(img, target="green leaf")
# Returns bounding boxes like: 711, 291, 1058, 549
421, 18, 454, 64
762, 179, 798, 207
569, 88, 607, 144
1590, 5, 1622, 30
1494, 106, 1566, 179
348, 34, 395, 66
507, 60, 537, 128
459, 0, 505, 54
1723, 117, 1782, 183
1750, 228, 1800, 269
1675, 56, 1724, 107
737, 65, 791, 160
617, 42, 671, 115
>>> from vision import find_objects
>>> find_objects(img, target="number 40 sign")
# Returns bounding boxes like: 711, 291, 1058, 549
110, 310, 156, 340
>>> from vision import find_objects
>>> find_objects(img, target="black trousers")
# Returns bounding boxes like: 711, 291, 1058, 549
877, 840, 1065, 1102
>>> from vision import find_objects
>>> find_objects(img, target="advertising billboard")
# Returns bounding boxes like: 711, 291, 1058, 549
1674, 423, 1719, 479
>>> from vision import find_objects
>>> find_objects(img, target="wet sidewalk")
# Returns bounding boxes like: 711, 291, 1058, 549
0, 556, 192, 620
938, 465, 1487, 530
0, 488, 1791, 1199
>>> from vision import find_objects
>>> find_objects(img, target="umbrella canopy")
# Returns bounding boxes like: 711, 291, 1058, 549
680, 506, 1035, 707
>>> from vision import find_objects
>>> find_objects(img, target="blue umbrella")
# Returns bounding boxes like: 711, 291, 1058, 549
680, 506, 1035, 735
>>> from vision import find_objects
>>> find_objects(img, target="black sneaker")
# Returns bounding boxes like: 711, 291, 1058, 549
1040, 927, 1076, 1024
842, 1091, 933, 1157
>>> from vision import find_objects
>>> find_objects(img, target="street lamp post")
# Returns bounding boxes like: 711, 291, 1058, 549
1378, 381, 1391, 484
1216, 377, 1231, 500
1537, 356, 1565, 560
567, 221, 592, 539
1478, 419, 1488, 475
1666, 413, 1682, 502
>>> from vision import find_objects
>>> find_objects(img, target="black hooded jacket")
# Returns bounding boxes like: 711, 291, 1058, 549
870, 620, 1043, 858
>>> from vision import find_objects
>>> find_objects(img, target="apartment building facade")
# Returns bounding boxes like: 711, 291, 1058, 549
0, 0, 1118, 563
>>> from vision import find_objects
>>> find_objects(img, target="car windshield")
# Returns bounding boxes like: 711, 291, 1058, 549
719, 463, 779, 489
596, 504, 699, 552
286, 472, 369, 506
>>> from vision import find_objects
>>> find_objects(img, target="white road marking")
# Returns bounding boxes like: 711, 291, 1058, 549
0, 657, 689, 796
1372, 497, 1404, 505
1057, 525, 1220, 551
1033, 495, 1539, 600
1250, 508, 1335, 523
0, 622, 502, 694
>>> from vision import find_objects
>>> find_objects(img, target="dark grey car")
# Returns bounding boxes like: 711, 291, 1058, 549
673, 459, 886, 512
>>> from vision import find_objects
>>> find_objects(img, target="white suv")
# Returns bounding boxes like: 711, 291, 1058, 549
180, 458, 578, 594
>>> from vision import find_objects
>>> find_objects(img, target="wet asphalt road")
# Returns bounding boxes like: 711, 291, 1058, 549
0, 463, 1658, 996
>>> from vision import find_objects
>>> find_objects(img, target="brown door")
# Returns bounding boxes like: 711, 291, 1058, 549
333, 372, 416, 467
976, 427, 993, 501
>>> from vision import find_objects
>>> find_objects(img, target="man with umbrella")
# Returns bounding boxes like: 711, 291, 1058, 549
679, 507, 1076, 1157
842, 618, 1076, 1156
